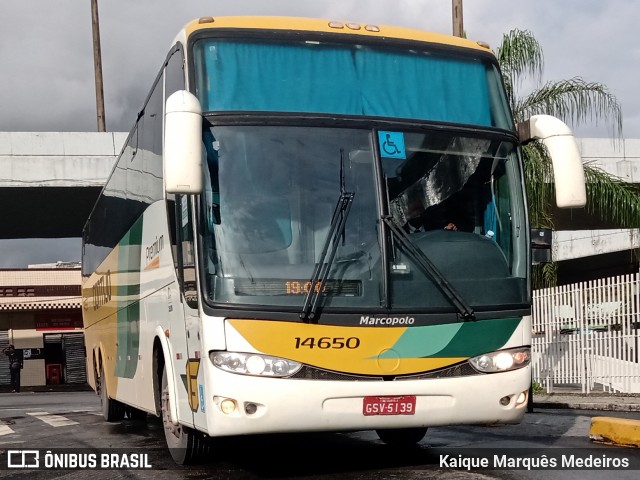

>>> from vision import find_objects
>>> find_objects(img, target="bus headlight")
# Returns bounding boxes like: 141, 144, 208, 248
468, 347, 530, 373
210, 351, 302, 377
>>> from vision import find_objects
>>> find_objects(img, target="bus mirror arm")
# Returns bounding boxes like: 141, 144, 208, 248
517, 115, 587, 209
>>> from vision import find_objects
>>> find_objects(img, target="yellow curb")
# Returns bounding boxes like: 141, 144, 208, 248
589, 417, 640, 448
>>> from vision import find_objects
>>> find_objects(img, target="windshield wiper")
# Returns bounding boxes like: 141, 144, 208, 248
382, 216, 475, 321
300, 149, 355, 322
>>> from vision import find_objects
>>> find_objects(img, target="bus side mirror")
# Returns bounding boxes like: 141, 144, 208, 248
165, 90, 203, 194
518, 115, 587, 209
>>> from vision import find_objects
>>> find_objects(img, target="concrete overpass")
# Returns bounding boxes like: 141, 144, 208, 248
1, 132, 639, 278
553, 138, 640, 261
0, 132, 126, 238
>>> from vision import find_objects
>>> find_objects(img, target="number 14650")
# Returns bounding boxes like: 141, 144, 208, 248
294, 337, 360, 349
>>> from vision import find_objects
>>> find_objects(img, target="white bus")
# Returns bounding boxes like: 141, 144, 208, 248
82, 16, 586, 464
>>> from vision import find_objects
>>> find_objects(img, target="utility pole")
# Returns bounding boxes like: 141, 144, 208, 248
452, 0, 464, 38
91, 0, 106, 132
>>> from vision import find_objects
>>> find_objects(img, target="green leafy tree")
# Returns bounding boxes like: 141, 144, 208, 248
496, 29, 640, 288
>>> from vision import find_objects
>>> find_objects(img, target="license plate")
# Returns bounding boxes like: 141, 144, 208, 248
363, 395, 416, 416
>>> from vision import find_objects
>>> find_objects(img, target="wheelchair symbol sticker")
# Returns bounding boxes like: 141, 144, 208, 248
378, 131, 406, 159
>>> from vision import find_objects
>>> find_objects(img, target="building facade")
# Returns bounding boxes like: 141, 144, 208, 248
0, 265, 86, 388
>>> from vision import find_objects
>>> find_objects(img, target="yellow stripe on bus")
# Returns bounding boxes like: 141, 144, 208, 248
227, 319, 466, 376
184, 17, 490, 53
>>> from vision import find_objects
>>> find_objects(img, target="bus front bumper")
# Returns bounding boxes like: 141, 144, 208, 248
201, 366, 531, 437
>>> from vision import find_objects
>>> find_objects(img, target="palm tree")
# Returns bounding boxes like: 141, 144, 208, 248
496, 29, 640, 287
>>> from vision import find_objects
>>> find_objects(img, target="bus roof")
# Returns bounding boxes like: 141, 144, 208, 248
182, 16, 493, 54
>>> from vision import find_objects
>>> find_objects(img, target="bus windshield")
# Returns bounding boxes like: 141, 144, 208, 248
200, 125, 528, 313
192, 38, 512, 129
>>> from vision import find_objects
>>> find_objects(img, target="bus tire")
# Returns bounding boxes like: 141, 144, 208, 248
125, 406, 147, 421
376, 427, 428, 446
161, 366, 208, 464
99, 364, 125, 422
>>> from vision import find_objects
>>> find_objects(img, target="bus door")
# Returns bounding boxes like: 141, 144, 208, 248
174, 195, 207, 429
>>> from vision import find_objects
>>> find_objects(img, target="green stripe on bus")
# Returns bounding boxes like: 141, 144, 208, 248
378, 317, 521, 359
115, 216, 143, 378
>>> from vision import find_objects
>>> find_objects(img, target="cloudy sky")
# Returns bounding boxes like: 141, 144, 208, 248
1, 0, 639, 267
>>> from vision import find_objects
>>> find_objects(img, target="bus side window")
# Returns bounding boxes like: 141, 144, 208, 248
175, 195, 198, 308
165, 44, 185, 99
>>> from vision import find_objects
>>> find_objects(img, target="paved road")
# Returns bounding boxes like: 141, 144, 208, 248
0, 392, 638, 479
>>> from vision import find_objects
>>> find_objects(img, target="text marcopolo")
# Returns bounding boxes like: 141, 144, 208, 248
360, 315, 415, 326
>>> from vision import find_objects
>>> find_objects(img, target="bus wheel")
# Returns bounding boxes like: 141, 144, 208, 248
125, 406, 147, 421
99, 365, 125, 422
161, 367, 208, 464
376, 427, 428, 446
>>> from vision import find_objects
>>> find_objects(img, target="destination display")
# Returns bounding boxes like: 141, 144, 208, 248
233, 279, 361, 297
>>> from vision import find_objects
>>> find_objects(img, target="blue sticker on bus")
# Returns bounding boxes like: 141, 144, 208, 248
378, 131, 406, 159
199, 384, 205, 413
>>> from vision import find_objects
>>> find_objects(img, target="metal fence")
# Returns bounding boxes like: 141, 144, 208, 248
532, 273, 640, 393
